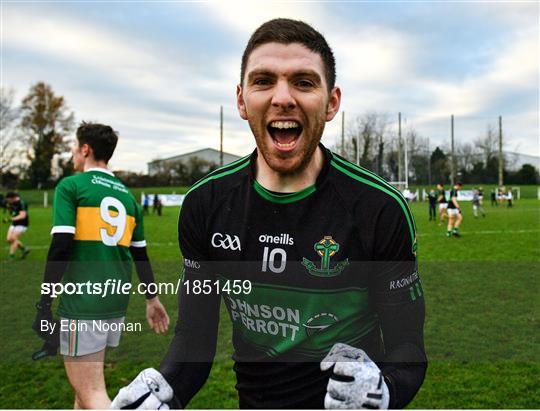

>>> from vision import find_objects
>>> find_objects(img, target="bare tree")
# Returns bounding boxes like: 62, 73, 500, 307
345, 111, 390, 173
474, 123, 499, 166
404, 126, 430, 183
456, 142, 474, 172
1, 88, 22, 174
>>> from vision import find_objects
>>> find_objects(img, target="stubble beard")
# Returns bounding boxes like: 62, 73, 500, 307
249, 115, 326, 177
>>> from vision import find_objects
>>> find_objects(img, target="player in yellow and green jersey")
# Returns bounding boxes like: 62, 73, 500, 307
32, 123, 169, 408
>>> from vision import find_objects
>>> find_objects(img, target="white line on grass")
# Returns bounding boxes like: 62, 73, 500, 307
417, 229, 540, 237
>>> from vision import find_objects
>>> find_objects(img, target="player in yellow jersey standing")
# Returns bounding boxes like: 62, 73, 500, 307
32, 123, 169, 408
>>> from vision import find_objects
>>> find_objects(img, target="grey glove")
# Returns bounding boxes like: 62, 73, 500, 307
321, 343, 390, 409
110, 368, 174, 409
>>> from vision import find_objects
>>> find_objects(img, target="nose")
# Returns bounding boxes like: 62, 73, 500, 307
271, 79, 296, 111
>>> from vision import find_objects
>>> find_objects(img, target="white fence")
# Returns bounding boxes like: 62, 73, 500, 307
141, 193, 185, 206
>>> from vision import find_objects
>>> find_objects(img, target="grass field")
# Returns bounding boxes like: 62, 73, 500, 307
12, 184, 540, 206
0, 196, 538, 408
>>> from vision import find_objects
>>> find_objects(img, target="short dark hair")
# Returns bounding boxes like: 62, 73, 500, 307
5, 192, 18, 199
240, 18, 336, 91
76, 122, 118, 163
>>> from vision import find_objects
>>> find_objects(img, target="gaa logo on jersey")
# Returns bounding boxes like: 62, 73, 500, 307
211, 233, 242, 251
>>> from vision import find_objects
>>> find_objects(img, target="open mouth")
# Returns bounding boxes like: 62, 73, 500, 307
267, 120, 303, 151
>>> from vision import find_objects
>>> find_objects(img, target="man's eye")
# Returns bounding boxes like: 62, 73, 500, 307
253, 78, 271, 86
296, 80, 314, 88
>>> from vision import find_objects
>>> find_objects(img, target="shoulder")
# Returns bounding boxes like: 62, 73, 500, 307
326, 150, 416, 242
184, 154, 252, 205
328, 151, 409, 210
55, 174, 81, 192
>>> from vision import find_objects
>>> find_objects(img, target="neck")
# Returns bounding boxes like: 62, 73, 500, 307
83, 159, 109, 172
255, 146, 324, 193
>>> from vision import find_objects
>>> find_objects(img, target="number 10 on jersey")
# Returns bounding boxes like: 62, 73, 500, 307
261, 247, 287, 274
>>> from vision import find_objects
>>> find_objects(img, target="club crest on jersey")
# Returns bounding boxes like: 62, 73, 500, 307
302, 236, 349, 277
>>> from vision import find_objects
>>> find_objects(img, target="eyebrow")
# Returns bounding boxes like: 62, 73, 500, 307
247, 70, 276, 83
247, 69, 322, 83
291, 70, 322, 83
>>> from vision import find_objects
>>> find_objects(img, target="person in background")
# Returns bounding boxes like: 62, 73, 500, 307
472, 189, 485, 218
446, 182, 463, 237
153, 194, 162, 216
428, 189, 437, 221
156, 195, 163, 216
478, 186, 484, 205
143, 194, 150, 215
490, 189, 497, 207
436, 183, 447, 225
4, 192, 31, 260
506, 187, 513, 208
32, 122, 169, 408
497, 187, 506, 206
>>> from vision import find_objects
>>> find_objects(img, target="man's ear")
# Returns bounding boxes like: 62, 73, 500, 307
237, 84, 248, 120
80, 143, 91, 158
326, 86, 342, 122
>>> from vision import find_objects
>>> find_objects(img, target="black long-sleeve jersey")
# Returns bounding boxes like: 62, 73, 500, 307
10, 199, 29, 226
160, 144, 427, 409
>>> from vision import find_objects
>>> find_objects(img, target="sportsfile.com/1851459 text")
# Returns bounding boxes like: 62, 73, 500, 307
40, 278, 253, 298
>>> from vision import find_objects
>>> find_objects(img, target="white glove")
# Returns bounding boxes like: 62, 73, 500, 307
110, 368, 174, 409
321, 343, 390, 409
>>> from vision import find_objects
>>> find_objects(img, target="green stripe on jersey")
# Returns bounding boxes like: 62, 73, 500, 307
186, 155, 251, 195
332, 154, 416, 233
330, 160, 416, 244
253, 180, 316, 204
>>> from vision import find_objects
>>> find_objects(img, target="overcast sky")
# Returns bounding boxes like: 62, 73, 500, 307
3, 1, 538, 172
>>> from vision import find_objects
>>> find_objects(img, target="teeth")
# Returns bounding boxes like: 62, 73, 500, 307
270, 121, 299, 129
276, 141, 296, 148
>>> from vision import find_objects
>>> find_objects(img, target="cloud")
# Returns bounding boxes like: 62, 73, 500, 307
331, 25, 416, 87
413, 26, 537, 119
4, 7, 166, 90
3, 4, 237, 111
3, 2, 537, 171
200, 1, 326, 34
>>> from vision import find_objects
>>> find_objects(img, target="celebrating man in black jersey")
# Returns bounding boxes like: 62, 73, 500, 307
112, 18, 427, 410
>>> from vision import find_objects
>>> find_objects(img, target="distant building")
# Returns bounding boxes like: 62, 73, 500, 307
504, 152, 539, 171
469, 151, 539, 171
147, 148, 242, 176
